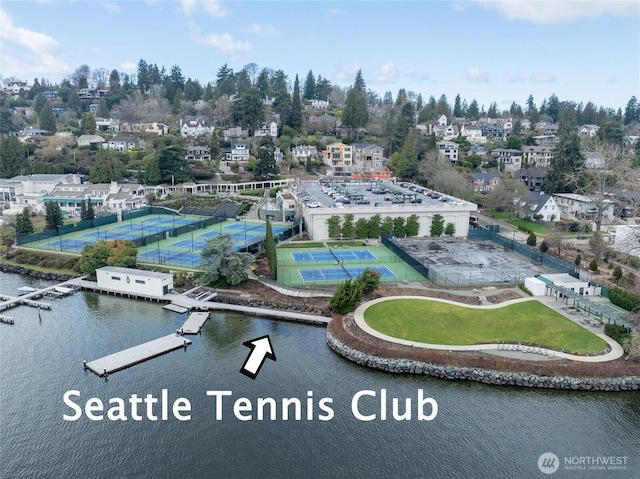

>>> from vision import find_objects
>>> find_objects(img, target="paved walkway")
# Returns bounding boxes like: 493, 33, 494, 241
353, 295, 624, 363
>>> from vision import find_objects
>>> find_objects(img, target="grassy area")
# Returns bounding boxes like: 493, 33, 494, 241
0, 257, 78, 276
278, 242, 325, 249
364, 299, 606, 354
510, 219, 548, 236
327, 241, 367, 247
484, 210, 510, 220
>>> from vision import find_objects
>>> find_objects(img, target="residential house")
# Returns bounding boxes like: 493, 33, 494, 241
254, 121, 278, 138
106, 135, 144, 152
533, 135, 559, 146
353, 143, 385, 172
180, 117, 214, 137
472, 172, 501, 192
4, 80, 30, 95
460, 124, 486, 144
222, 126, 249, 140
584, 151, 605, 169
186, 146, 211, 162
77, 88, 109, 100
514, 167, 548, 191
520, 119, 532, 130
468, 144, 487, 161
480, 123, 505, 141
121, 122, 169, 136
18, 126, 48, 139
553, 193, 615, 222
578, 124, 600, 138
95, 117, 119, 132
604, 187, 640, 219
519, 191, 560, 222
415, 123, 430, 136
536, 122, 560, 135
322, 142, 353, 176
624, 135, 639, 146
224, 141, 251, 168
276, 190, 297, 221
291, 145, 319, 162
2, 173, 83, 212
521, 145, 555, 168
436, 141, 459, 163
437, 114, 447, 126
491, 148, 522, 173
305, 99, 330, 110
77, 134, 106, 147
432, 123, 459, 140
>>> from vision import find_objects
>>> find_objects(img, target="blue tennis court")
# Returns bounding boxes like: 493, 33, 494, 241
170, 239, 207, 250
299, 266, 395, 282
292, 250, 377, 263
138, 249, 202, 267
199, 231, 221, 239
45, 238, 94, 253
82, 231, 141, 241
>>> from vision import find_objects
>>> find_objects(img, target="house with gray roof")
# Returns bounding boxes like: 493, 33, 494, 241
472, 172, 501, 192
519, 191, 560, 222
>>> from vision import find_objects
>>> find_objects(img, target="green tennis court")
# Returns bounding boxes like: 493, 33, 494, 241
276, 244, 426, 286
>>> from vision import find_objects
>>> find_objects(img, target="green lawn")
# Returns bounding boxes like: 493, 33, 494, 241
510, 219, 548, 236
484, 210, 510, 220
363, 299, 606, 354
278, 242, 325, 249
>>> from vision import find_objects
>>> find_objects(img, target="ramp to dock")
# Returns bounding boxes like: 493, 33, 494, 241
85, 334, 191, 376
179, 312, 209, 334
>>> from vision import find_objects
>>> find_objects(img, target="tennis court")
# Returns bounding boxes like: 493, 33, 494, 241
299, 266, 395, 282
292, 249, 377, 263
277, 245, 426, 286
138, 249, 203, 267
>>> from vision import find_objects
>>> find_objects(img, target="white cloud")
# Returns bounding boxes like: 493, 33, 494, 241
200, 33, 251, 60
119, 61, 138, 73
530, 73, 557, 83
466, 67, 489, 83
99, 2, 120, 13
334, 62, 362, 84
0, 8, 69, 77
471, 0, 639, 25
373, 63, 398, 85
242, 23, 280, 36
509, 72, 526, 82
181, 0, 229, 18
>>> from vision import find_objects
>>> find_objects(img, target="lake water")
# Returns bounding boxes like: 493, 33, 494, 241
0, 272, 638, 478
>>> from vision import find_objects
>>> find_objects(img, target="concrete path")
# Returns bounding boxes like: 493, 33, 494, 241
353, 296, 624, 362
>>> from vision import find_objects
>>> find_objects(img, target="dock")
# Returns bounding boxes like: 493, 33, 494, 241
84, 334, 192, 377
163, 303, 189, 314
0, 315, 14, 325
179, 312, 209, 334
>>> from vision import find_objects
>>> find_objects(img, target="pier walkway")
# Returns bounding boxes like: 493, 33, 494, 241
85, 334, 192, 377
179, 312, 209, 334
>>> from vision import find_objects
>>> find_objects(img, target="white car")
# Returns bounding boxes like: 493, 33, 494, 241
308, 201, 321, 208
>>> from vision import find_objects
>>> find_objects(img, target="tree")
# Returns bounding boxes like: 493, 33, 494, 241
355, 218, 369, 239
254, 135, 279, 180
527, 231, 537, 246
342, 70, 369, 137
15, 208, 34, 235
90, 150, 125, 183
546, 132, 585, 194
79, 241, 109, 273
157, 145, 191, 183
381, 216, 394, 236
393, 217, 406, 238
326, 216, 341, 239
341, 213, 355, 239
430, 214, 444, 237
39, 101, 56, 133
453, 94, 463, 117
231, 87, 265, 134
444, 222, 456, 236
358, 268, 380, 295
198, 234, 254, 286
106, 240, 138, 268
44, 202, 63, 231
589, 258, 598, 272
406, 214, 420, 237
367, 214, 381, 238
265, 220, 277, 280
0, 135, 27, 177
270, 70, 291, 121
86, 199, 95, 221
330, 278, 363, 314
623, 96, 639, 125
80, 199, 87, 221
82, 113, 96, 135
287, 74, 303, 129
144, 155, 161, 184
612, 266, 623, 286
303, 70, 315, 100
539, 240, 549, 253
484, 178, 528, 219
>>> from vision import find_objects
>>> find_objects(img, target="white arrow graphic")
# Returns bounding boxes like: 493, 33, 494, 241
240, 335, 276, 379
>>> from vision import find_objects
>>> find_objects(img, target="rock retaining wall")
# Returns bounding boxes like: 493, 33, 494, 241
326, 330, 640, 392
0, 264, 75, 282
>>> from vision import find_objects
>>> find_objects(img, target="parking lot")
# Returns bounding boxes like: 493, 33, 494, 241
296, 180, 469, 209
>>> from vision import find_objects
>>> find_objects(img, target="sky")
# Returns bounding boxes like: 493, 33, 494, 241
1, 0, 639, 112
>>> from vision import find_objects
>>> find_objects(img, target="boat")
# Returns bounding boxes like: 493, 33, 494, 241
17, 286, 37, 296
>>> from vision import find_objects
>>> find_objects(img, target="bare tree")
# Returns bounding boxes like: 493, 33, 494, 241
483, 177, 529, 219
430, 168, 474, 201
92, 68, 109, 89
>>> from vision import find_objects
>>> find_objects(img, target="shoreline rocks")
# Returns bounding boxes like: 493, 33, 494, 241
0, 263, 75, 282
326, 329, 640, 392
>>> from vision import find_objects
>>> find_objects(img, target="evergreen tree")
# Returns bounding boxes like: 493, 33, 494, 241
157, 145, 191, 183
80, 198, 87, 221
86, 199, 95, 220
45, 202, 64, 231
430, 214, 444, 237
393, 217, 406, 238
444, 222, 456, 236
287, 74, 303, 129
405, 214, 420, 237
216, 64, 236, 97
303, 70, 315, 100
314, 75, 332, 101
367, 214, 381, 238
254, 135, 278, 180
341, 213, 355, 239
343, 72, 369, 137
256, 69, 270, 99
96, 99, 110, 119
231, 87, 265, 134
198, 234, 254, 286
326, 216, 341, 239
265, 220, 277, 280
16, 207, 34, 235
527, 231, 537, 246
144, 155, 161, 184
270, 70, 291, 121
0, 135, 27, 177
39, 101, 56, 133
82, 112, 96, 134
545, 132, 585, 193
453, 94, 463, 117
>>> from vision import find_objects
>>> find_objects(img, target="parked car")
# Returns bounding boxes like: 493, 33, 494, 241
308, 201, 321, 208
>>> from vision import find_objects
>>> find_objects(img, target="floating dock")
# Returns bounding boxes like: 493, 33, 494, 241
84, 334, 192, 377
163, 303, 189, 314
0, 315, 14, 325
179, 312, 209, 334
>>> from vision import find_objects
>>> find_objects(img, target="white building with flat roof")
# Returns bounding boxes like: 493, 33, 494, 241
96, 266, 173, 299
